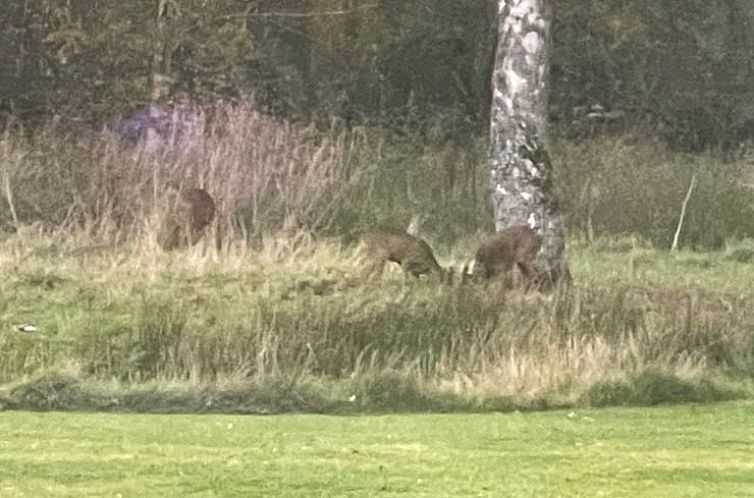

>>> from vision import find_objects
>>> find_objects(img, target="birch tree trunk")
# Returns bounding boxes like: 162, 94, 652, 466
489, 0, 570, 287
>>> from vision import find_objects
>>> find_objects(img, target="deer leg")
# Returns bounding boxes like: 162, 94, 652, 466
517, 261, 539, 291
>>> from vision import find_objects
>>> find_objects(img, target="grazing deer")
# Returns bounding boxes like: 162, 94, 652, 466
474, 225, 542, 289
358, 230, 445, 279
159, 184, 216, 249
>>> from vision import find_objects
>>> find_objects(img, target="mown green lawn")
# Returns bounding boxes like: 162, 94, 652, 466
1, 402, 753, 497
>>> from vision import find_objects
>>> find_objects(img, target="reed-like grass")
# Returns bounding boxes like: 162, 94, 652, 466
0, 227, 752, 412
1, 111, 753, 412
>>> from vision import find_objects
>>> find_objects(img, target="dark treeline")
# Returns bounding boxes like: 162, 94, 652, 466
1, 0, 753, 152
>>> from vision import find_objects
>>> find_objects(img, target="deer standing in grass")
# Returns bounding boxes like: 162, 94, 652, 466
159, 184, 216, 250
474, 225, 542, 289
359, 229, 445, 280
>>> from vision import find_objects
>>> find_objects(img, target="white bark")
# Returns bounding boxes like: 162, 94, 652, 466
489, 0, 570, 286
671, 174, 697, 251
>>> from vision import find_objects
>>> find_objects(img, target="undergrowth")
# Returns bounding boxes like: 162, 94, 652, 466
0, 230, 753, 413
2, 110, 754, 412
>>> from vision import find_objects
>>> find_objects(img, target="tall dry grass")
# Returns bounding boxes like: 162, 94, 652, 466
0, 104, 370, 248
553, 136, 754, 249
2, 238, 751, 404
2, 114, 754, 412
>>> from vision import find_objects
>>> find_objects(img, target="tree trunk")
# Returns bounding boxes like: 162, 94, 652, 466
151, 0, 178, 102
488, 0, 570, 287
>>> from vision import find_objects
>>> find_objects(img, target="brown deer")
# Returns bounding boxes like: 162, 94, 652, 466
474, 225, 542, 289
159, 184, 216, 250
358, 230, 445, 279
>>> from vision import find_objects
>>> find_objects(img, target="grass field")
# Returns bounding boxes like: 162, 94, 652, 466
1, 401, 753, 497
2, 120, 754, 411
3, 104, 754, 496
1, 232, 754, 413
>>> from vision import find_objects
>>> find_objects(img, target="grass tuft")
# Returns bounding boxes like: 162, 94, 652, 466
580, 371, 745, 408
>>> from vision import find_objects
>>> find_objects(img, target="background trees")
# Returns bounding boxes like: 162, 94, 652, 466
2, 0, 754, 246
2, 0, 753, 154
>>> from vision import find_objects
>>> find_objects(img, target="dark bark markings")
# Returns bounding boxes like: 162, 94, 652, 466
489, 0, 570, 286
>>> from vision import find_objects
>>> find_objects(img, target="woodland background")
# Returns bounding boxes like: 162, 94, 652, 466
3, 0, 754, 150
1, 0, 754, 414
3, 0, 754, 248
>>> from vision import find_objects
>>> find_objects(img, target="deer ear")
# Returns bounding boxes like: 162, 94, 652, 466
165, 180, 181, 192
406, 213, 424, 236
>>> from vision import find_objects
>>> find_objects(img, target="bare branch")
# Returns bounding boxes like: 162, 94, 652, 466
671, 174, 697, 251
221, 4, 378, 20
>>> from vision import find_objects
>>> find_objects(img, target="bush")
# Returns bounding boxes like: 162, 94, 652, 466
581, 371, 743, 408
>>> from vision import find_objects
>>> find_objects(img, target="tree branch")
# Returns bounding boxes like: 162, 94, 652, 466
221, 4, 378, 20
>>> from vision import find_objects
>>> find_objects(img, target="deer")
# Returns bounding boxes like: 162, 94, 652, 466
358, 229, 445, 280
159, 183, 216, 250
473, 224, 542, 290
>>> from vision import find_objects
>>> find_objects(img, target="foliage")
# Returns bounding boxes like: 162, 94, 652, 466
1, 98, 754, 414
4, 117, 752, 249
0, 0, 259, 125
551, 0, 754, 152
0, 104, 492, 243
3, 0, 753, 150
553, 137, 754, 248
0, 104, 367, 238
